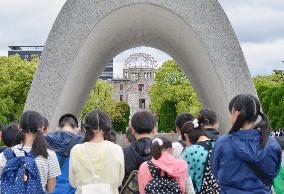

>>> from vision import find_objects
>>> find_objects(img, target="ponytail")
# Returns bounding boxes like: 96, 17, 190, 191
83, 125, 95, 142
228, 110, 247, 134
255, 112, 270, 149
150, 137, 172, 160
32, 130, 48, 158
151, 141, 162, 160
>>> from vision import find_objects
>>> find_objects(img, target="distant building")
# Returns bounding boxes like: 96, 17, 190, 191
112, 53, 157, 117
8, 46, 113, 80
8, 46, 43, 61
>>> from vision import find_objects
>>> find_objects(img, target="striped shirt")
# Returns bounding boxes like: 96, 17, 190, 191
0, 144, 61, 191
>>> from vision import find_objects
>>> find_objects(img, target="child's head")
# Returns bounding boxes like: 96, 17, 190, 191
175, 112, 194, 133
125, 127, 136, 144
228, 94, 269, 148
198, 109, 219, 129
2, 124, 19, 147
59, 113, 79, 132
181, 115, 207, 145
131, 111, 156, 135
83, 110, 112, 142
150, 136, 172, 160
17, 111, 48, 158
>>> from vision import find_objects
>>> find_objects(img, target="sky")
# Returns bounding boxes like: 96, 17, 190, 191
0, 0, 283, 77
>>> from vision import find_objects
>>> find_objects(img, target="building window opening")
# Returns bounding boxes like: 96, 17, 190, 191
138, 84, 144, 92
139, 99, 146, 108
120, 95, 123, 101
120, 84, 123, 90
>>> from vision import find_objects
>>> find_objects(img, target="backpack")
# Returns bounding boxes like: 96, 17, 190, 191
144, 161, 182, 194
195, 141, 219, 194
0, 148, 45, 194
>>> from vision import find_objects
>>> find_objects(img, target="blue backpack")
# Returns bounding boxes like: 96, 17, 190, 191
0, 148, 45, 194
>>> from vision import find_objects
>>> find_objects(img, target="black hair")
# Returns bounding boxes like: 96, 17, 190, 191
175, 112, 194, 129
131, 111, 156, 134
83, 110, 112, 142
108, 130, 118, 143
180, 115, 208, 144
2, 124, 19, 147
15, 111, 48, 158
150, 136, 172, 160
228, 94, 270, 149
199, 109, 218, 126
126, 127, 136, 143
43, 117, 49, 128
59, 114, 78, 128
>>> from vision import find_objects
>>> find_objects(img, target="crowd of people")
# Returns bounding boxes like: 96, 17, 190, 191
0, 94, 283, 194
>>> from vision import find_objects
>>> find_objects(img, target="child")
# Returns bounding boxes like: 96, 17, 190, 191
2, 124, 19, 148
0, 111, 61, 193
123, 111, 156, 183
69, 110, 124, 194
181, 117, 219, 194
211, 94, 281, 194
138, 137, 188, 194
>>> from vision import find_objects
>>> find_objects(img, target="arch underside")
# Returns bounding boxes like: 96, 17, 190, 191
25, 0, 256, 132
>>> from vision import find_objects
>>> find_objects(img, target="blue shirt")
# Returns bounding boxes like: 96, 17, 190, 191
211, 130, 281, 194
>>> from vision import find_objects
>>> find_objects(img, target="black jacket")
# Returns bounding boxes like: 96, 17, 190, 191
205, 128, 220, 140
123, 137, 152, 181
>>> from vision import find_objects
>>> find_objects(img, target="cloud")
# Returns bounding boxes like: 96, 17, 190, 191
219, 0, 284, 43
241, 39, 284, 77
0, 0, 66, 56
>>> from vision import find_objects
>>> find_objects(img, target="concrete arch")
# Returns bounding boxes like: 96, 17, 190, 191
25, 0, 256, 132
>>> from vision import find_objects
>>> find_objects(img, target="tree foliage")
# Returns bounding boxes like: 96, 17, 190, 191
0, 55, 37, 124
150, 60, 201, 131
253, 73, 284, 129
82, 80, 130, 132
158, 100, 177, 132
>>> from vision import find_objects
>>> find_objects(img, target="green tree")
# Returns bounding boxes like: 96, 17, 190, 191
0, 55, 37, 124
253, 73, 284, 129
150, 60, 201, 130
82, 80, 130, 132
112, 101, 130, 133
158, 100, 177, 132
82, 79, 115, 118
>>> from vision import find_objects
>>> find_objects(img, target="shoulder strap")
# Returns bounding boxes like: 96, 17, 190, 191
3, 148, 15, 160
245, 161, 272, 188
59, 134, 80, 167
196, 140, 212, 151
228, 138, 272, 188
178, 140, 187, 156
147, 161, 161, 178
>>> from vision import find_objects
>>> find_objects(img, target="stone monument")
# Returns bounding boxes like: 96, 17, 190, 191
25, 0, 257, 133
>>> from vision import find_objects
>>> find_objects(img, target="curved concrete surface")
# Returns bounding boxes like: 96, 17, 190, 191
25, 0, 256, 132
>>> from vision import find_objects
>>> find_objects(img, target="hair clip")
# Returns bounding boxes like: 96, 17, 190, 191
192, 119, 199, 128
152, 138, 163, 146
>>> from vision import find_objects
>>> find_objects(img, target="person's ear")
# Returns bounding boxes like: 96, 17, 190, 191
176, 127, 180, 133
42, 127, 49, 135
152, 128, 157, 136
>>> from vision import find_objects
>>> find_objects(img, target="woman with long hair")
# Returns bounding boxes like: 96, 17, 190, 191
211, 94, 282, 194
69, 110, 124, 194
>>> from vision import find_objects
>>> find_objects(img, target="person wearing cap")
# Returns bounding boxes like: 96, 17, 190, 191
46, 114, 84, 194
